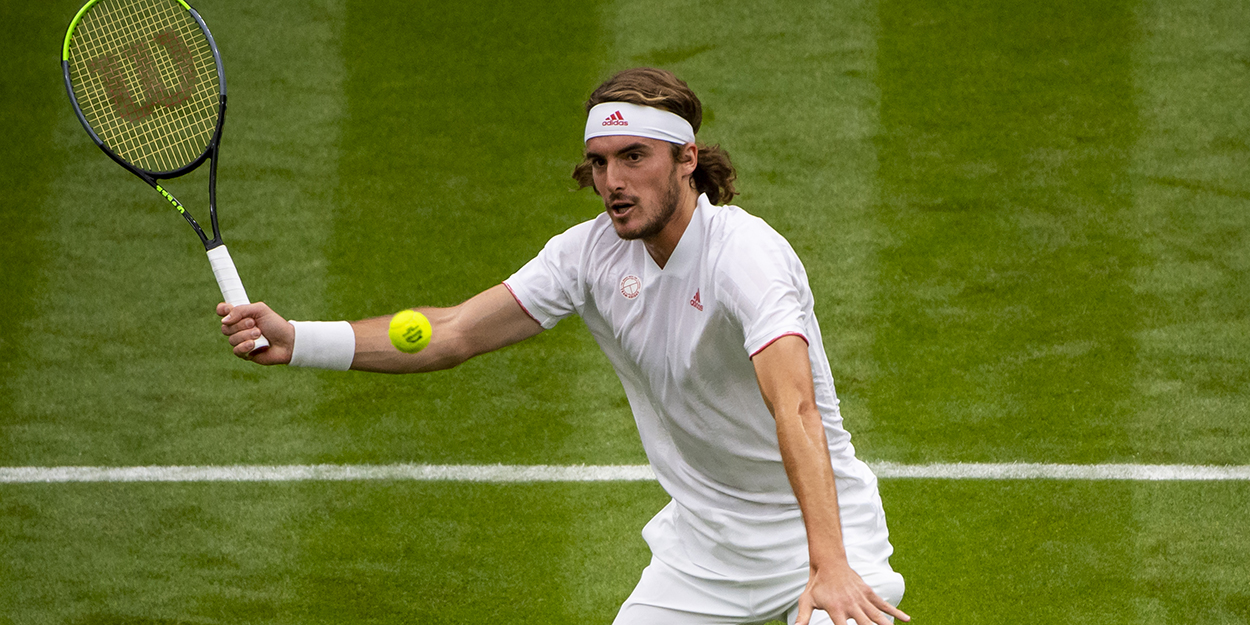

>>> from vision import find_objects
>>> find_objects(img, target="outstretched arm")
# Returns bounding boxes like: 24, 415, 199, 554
752, 335, 910, 625
218, 283, 543, 373
349, 284, 543, 373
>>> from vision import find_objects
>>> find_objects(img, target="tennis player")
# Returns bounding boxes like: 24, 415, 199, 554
219, 67, 908, 625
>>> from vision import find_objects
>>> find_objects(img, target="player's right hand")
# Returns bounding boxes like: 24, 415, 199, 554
217, 302, 293, 365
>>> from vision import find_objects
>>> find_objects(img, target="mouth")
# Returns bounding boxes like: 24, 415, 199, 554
607, 198, 636, 219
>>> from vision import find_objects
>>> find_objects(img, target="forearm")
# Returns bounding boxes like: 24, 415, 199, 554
347, 284, 542, 374
349, 306, 471, 373
754, 337, 909, 624
776, 404, 849, 569
752, 335, 850, 569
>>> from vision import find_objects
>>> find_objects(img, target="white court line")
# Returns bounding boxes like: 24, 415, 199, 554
1, 462, 1249, 484
0, 464, 657, 484
869, 462, 1250, 481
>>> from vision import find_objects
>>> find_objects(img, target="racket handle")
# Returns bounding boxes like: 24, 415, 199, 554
207, 245, 270, 351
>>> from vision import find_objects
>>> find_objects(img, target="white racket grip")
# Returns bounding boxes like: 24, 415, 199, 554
207, 245, 270, 351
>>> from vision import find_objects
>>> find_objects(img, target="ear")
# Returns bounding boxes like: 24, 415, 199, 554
678, 142, 699, 179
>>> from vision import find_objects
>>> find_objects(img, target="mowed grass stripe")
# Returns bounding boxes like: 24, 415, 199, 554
0, 481, 665, 624
0, 2, 68, 464
307, 0, 636, 467
299, 5, 616, 623
873, 1, 1143, 620
872, 0, 1141, 464
1130, 2, 1250, 623
1126, 0, 1250, 465
2, 1, 349, 466
602, 0, 887, 455
6, 462, 1249, 483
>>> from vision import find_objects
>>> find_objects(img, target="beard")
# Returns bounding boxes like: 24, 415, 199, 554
611, 166, 683, 241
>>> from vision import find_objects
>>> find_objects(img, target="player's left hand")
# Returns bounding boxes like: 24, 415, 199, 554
795, 562, 910, 625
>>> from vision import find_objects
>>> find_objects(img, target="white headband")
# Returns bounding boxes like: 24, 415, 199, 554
584, 102, 696, 145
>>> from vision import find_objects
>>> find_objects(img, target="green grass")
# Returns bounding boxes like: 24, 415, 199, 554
887, 480, 1250, 622
0, 0, 61, 465
4, 481, 1247, 623
871, 0, 1142, 463
1127, 0, 1250, 464
1, 0, 1248, 622
0, 482, 669, 624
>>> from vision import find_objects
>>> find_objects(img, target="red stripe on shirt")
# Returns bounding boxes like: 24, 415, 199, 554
749, 332, 809, 359
502, 281, 542, 326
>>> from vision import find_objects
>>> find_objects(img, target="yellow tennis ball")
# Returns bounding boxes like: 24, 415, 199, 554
388, 309, 432, 354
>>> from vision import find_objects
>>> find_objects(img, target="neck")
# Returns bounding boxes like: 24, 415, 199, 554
643, 185, 699, 269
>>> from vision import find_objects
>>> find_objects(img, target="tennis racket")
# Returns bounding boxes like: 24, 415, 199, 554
62, 0, 268, 352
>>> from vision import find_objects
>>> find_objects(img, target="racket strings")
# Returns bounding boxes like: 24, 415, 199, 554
68, 0, 219, 174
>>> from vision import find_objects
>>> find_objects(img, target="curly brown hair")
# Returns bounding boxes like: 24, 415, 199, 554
572, 68, 738, 205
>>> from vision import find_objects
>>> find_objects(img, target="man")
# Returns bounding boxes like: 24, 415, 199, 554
219, 68, 908, 625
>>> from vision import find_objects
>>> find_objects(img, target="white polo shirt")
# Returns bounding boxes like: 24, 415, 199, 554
505, 194, 893, 579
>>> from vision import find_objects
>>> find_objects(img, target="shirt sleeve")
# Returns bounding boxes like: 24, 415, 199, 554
503, 221, 591, 330
716, 220, 811, 357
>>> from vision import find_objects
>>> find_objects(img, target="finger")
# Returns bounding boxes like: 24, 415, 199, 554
220, 302, 260, 324
228, 328, 263, 348
839, 604, 883, 625
858, 584, 910, 623
794, 597, 814, 625
854, 596, 891, 625
216, 302, 233, 318
848, 607, 874, 625
882, 605, 910, 622
872, 596, 910, 622
220, 317, 256, 337
234, 337, 256, 357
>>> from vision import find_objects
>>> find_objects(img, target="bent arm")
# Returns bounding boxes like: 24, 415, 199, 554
752, 335, 847, 571
350, 284, 543, 373
752, 335, 909, 625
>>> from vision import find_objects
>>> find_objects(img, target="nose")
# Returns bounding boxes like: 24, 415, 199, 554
603, 159, 626, 193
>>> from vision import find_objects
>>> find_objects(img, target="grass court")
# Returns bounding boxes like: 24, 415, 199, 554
2, 0, 1248, 622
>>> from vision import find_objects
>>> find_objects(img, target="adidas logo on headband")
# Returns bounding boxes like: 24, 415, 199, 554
602, 111, 629, 127
585, 102, 695, 145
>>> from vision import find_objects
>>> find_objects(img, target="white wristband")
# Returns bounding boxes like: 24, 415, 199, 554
288, 321, 356, 370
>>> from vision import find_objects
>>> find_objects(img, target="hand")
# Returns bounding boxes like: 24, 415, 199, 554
795, 563, 910, 625
217, 302, 294, 365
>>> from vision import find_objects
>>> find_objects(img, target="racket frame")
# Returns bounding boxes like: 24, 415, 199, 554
61, 0, 229, 251
62, 0, 269, 352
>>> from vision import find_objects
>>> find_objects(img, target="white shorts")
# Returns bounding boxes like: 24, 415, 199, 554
613, 458, 902, 625
612, 554, 905, 625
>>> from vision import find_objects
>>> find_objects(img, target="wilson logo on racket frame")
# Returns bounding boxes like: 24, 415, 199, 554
155, 184, 186, 215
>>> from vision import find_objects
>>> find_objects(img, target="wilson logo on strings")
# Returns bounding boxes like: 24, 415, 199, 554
87, 29, 198, 123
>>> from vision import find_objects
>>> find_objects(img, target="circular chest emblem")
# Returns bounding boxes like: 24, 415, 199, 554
619, 275, 641, 299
